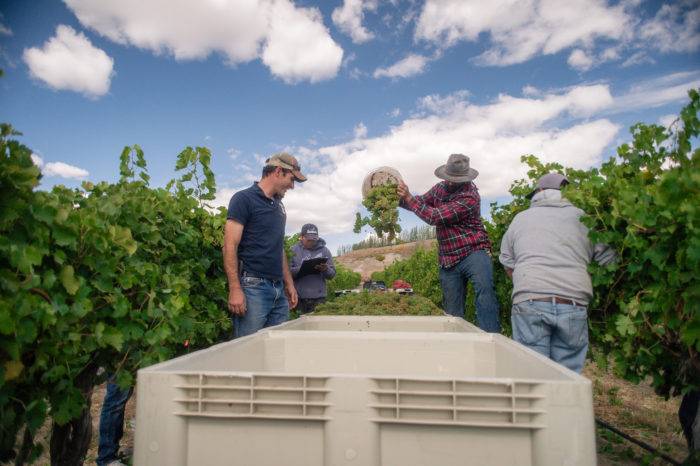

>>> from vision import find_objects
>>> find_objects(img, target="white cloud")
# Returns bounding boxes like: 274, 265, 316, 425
611, 70, 700, 112
262, 0, 344, 84
0, 23, 11, 36
23, 25, 114, 98
658, 114, 677, 128
568, 49, 594, 71
415, 0, 631, 68
332, 0, 378, 44
522, 85, 540, 97
373, 53, 429, 79
64, 0, 343, 84
621, 51, 654, 67
43, 161, 89, 179
278, 84, 621, 235
31, 153, 44, 167
639, 2, 700, 54
389, 107, 401, 117
354, 122, 368, 138
413, 1, 698, 71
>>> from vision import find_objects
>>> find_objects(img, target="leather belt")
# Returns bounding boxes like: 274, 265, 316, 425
531, 296, 583, 306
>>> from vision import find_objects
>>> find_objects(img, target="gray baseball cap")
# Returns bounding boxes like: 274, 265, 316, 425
527, 173, 569, 199
301, 223, 319, 239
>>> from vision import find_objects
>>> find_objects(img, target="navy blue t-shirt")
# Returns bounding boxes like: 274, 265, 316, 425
227, 183, 286, 280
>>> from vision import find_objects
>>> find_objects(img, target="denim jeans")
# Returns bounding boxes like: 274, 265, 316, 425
97, 381, 133, 466
511, 300, 589, 373
439, 249, 501, 333
232, 275, 290, 338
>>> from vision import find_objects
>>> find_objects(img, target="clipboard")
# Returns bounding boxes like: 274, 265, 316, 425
297, 257, 328, 278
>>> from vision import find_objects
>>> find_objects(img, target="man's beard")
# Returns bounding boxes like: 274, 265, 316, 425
446, 182, 464, 193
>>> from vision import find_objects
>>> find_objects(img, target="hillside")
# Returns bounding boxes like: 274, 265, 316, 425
334, 239, 436, 281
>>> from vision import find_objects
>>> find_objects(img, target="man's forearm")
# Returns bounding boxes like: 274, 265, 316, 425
223, 244, 241, 290
282, 253, 294, 288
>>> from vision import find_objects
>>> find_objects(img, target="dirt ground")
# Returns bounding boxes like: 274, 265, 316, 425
584, 362, 687, 465
334, 239, 435, 281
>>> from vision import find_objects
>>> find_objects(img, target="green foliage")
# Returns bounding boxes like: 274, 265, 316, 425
372, 246, 442, 307
0, 132, 229, 461
315, 291, 443, 316
284, 233, 300, 261
354, 184, 401, 241
487, 89, 700, 398
326, 263, 361, 299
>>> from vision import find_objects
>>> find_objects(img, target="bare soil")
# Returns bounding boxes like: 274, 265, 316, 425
334, 239, 435, 281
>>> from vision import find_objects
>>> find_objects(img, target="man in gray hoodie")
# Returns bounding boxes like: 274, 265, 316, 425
290, 224, 336, 313
499, 173, 615, 373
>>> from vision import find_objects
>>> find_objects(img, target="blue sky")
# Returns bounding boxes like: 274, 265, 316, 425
1, 0, 699, 254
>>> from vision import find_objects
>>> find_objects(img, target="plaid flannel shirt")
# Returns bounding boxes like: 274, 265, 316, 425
402, 181, 491, 268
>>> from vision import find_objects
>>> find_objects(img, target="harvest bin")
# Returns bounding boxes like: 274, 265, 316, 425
134, 316, 595, 466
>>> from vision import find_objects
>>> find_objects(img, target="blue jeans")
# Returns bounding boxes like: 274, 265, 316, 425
97, 381, 133, 465
511, 300, 589, 373
439, 250, 501, 332
232, 275, 290, 338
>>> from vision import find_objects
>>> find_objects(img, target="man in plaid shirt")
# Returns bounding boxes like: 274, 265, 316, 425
397, 153, 501, 332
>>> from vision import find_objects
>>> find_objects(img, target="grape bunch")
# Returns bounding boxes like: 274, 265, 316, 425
353, 183, 402, 241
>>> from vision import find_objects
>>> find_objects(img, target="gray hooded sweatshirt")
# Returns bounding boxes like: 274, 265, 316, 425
290, 238, 336, 299
499, 190, 616, 305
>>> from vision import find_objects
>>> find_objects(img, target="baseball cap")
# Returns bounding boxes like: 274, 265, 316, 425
301, 223, 319, 239
526, 173, 569, 199
266, 152, 307, 182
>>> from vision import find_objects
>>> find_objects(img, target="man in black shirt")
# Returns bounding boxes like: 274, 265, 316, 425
224, 152, 306, 337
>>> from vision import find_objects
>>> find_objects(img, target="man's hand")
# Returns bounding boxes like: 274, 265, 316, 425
505, 267, 513, 279
228, 287, 246, 315
285, 284, 298, 309
397, 181, 413, 203
315, 262, 328, 272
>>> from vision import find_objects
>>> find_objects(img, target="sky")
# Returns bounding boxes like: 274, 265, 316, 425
1, 0, 699, 254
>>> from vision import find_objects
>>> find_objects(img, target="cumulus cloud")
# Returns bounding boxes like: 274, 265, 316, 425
413, 0, 698, 71
43, 162, 90, 179
32, 153, 89, 179
354, 122, 368, 138
64, 0, 343, 84
332, 0, 378, 44
373, 53, 429, 79
415, 0, 631, 67
23, 25, 114, 98
262, 0, 344, 84
568, 49, 594, 71
639, 1, 700, 54
0, 23, 11, 36
270, 84, 621, 235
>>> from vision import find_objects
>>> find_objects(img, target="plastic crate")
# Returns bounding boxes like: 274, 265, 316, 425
134, 316, 595, 466
279, 314, 481, 333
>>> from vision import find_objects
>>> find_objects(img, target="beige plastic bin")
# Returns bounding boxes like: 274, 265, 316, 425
278, 314, 482, 333
134, 316, 595, 466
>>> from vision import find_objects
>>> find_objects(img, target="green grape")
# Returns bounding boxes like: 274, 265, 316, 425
353, 183, 401, 241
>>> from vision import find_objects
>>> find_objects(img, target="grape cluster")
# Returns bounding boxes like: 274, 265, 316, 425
353, 183, 402, 241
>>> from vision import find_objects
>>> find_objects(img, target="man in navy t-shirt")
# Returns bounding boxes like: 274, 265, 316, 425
223, 152, 306, 337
